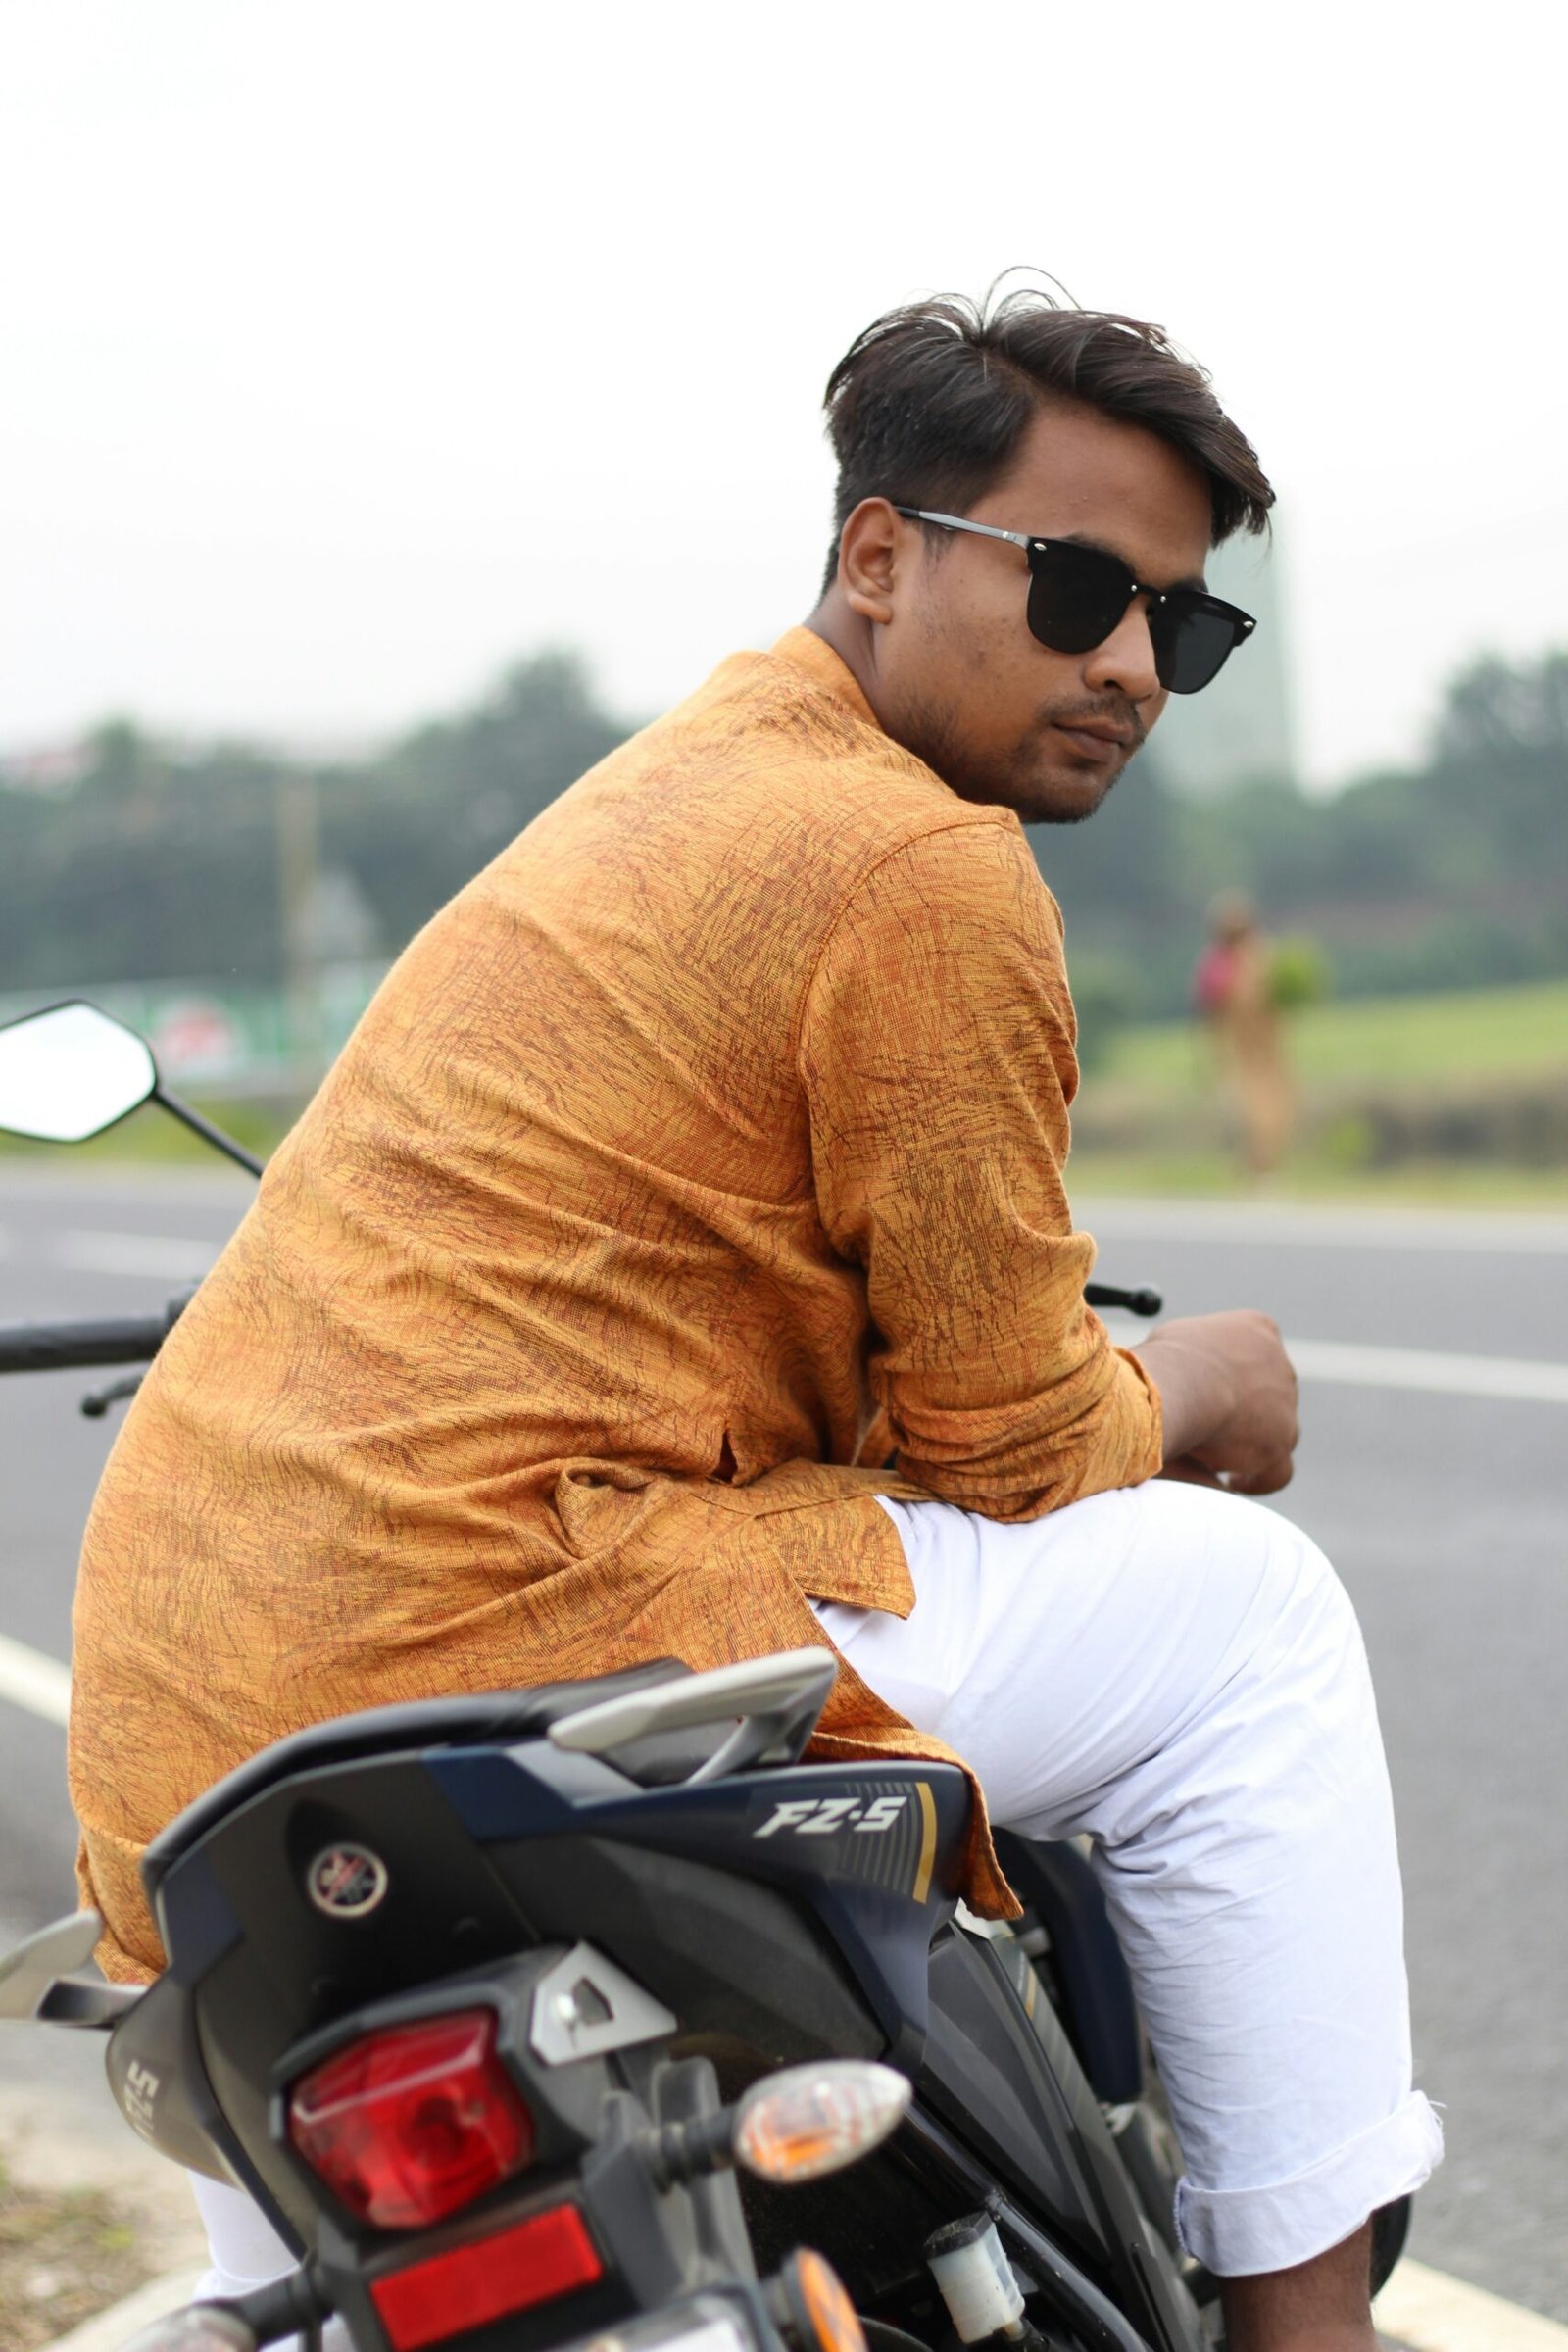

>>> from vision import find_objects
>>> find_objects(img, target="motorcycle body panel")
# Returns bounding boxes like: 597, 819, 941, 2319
115, 1690, 1203, 2347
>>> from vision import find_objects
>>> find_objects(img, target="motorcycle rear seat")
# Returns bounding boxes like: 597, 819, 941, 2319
142, 1658, 692, 1899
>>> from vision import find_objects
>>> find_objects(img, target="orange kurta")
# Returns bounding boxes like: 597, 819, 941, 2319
70, 627, 1161, 1981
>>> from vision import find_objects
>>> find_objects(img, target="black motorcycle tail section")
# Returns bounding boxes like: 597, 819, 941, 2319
130, 1665, 1206, 2350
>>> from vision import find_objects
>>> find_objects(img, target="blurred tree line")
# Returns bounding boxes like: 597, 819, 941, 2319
1034, 648, 1568, 1040
0, 654, 623, 992
1, 646, 1564, 1030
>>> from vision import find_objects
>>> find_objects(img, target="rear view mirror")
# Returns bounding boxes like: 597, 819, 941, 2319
0, 1001, 157, 1143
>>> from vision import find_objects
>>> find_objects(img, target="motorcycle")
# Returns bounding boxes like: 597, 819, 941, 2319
0, 1001, 1408, 2352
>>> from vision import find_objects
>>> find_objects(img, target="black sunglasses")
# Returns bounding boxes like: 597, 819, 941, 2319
893, 507, 1256, 695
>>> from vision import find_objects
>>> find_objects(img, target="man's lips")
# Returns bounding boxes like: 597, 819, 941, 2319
1049, 719, 1136, 760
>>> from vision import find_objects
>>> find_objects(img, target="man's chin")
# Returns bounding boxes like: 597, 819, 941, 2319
1015, 760, 1122, 826
929, 731, 1130, 824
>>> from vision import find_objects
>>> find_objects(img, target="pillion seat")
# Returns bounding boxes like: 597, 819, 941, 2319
141, 1659, 692, 1900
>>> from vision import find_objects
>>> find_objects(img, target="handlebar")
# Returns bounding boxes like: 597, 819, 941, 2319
0, 1310, 181, 1375
0, 1288, 1157, 1379
1084, 1282, 1163, 1318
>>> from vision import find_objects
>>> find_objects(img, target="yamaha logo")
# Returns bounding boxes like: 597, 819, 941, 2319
307, 1842, 390, 1918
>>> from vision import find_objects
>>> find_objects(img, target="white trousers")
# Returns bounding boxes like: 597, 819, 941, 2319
809, 1481, 1442, 2277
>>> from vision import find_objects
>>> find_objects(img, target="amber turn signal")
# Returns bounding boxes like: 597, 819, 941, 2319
733, 2060, 911, 2185
777, 2249, 869, 2352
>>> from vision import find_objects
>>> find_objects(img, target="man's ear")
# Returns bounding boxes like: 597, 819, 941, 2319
837, 498, 903, 627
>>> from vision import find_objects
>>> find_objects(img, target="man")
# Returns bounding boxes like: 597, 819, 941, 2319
72, 288, 1439, 2351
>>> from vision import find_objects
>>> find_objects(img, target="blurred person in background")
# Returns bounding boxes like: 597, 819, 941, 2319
1193, 892, 1298, 1176
72, 284, 1439, 2352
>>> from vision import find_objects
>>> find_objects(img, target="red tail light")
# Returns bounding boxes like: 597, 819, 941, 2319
287, 2007, 533, 2228
371, 2201, 604, 2352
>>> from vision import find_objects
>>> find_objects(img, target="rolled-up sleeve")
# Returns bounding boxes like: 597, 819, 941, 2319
798, 818, 1161, 1518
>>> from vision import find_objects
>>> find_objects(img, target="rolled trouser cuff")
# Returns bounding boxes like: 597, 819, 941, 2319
1174, 2091, 1444, 2278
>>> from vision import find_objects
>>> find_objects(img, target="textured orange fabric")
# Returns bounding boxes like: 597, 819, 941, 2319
69, 626, 1161, 1982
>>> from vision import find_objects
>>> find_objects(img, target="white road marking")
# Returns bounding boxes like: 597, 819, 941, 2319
1081, 1198, 1568, 1255
0, 1631, 71, 1727
52, 1230, 220, 1281
1377, 2256, 1568, 2348
1097, 1319, 1568, 1408
1289, 1336, 1568, 1404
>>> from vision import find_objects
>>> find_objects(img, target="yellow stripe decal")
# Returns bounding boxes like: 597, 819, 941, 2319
912, 1782, 938, 1904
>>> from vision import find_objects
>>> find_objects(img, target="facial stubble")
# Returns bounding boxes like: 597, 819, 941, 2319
899, 694, 1138, 826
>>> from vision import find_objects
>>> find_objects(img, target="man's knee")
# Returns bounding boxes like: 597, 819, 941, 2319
1150, 1491, 1373, 1752
1207, 1494, 1357, 1654
1263, 1516, 1365, 1682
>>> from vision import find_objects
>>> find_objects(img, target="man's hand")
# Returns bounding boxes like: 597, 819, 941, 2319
1135, 1310, 1299, 1495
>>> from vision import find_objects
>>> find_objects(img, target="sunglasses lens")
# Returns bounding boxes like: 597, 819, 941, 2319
1023, 541, 1251, 694
1153, 601, 1246, 695
1025, 544, 1131, 655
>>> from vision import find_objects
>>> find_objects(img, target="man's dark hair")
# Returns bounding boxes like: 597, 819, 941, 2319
820, 282, 1274, 593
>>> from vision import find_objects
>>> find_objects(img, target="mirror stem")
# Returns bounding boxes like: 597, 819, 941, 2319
153, 1086, 266, 1177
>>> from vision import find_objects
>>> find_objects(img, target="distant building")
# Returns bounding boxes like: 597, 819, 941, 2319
1149, 527, 1296, 799
0, 740, 92, 792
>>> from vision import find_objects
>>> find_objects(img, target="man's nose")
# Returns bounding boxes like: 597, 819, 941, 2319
1083, 599, 1161, 704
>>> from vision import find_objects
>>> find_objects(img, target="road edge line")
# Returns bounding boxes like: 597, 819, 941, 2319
0, 1629, 71, 1726
38, 2266, 206, 2352
1288, 1336, 1568, 1405
1376, 2256, 1568, 2349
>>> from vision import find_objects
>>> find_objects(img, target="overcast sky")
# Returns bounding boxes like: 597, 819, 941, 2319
3, 2, 1564, 789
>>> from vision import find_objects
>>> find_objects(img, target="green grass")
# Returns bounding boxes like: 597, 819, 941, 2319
1065, 1151, 1568, 1210
1069, 978, 1568, 1199
1098, 978, 1568, 1091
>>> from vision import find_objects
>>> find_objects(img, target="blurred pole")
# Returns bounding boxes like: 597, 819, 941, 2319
276, 770, 324, 1089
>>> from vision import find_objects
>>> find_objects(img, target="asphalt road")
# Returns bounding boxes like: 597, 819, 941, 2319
1, 1168, 1564, 2321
